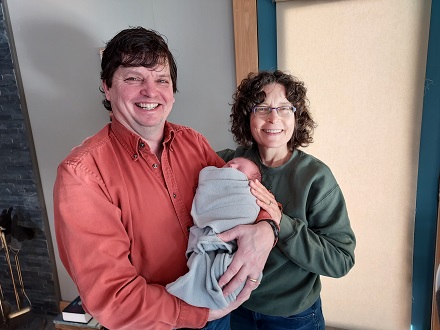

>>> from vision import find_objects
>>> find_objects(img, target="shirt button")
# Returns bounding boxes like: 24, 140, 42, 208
173, 193, 177, 198
139, 142, 145, 148
133, 154, 138, 159
152, 164, 158, 168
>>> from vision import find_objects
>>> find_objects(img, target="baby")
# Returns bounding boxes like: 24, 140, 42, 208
166, 157, 268, 309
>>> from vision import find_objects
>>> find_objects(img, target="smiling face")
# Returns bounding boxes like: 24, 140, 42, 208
102, 62, 175, 140
250, 83, 295, 154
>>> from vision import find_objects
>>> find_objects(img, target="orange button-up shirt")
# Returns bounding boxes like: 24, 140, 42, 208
54, 118, 225, 329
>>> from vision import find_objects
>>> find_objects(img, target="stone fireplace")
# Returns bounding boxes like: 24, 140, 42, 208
0, 0, 59, 323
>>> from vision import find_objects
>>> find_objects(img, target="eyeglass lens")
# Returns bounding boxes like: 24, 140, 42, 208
253, 106, 296, 117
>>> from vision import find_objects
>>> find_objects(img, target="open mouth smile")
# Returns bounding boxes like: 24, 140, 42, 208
136, 103, 159, 110
262, 129, 283, 134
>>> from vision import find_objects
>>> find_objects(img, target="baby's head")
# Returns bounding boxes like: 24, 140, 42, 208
223, 157, 261, 181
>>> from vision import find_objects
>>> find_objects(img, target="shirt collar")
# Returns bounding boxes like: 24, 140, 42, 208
110, 118, 176, 160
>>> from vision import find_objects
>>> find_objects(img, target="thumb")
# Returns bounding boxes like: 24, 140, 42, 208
216, 227, 238, 242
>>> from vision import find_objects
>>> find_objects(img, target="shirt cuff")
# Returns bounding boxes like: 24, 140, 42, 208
176, 300, 209, 329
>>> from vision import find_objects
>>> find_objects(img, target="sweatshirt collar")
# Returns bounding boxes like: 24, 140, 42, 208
244, 145, 299, 173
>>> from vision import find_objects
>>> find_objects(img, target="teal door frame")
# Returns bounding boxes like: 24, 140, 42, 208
411, 0, 440, 329
257, 0, 277, 71
257, 1, 440, 328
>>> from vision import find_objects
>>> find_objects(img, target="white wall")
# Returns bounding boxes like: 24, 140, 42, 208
5, 0, 236, 301
277, 0, 431, 329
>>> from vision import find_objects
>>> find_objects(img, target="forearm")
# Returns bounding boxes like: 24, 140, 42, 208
278, 212, 355, 278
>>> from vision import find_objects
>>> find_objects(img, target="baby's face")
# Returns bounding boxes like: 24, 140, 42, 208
223, 158, 259, 180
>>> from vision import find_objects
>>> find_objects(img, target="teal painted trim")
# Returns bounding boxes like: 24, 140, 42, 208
411, 1, 440, 329
257, 0, 277, 71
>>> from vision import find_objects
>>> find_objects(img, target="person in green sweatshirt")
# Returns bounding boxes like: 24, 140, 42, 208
217, 70, 356, 330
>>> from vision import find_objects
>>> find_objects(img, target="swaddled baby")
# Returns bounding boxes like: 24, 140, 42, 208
166, 157, 267, 309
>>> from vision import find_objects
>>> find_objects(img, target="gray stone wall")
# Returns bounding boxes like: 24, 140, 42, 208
0, 1, 59, 316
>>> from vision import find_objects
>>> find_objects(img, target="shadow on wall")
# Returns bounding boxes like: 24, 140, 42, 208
14, 18, 109, 158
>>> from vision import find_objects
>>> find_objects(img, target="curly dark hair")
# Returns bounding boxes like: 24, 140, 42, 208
100, 27, 178, 111
230, 70, 316, 150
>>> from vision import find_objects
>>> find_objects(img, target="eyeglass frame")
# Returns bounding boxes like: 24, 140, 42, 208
251, 105, 297, 118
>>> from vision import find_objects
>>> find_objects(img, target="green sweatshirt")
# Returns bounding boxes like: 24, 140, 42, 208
217, 146, 356, 316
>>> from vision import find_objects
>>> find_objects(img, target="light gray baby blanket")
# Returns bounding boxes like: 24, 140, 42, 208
166, 166, 262, 309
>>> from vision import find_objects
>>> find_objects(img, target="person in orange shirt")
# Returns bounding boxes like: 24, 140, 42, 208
54, 27, 281, 330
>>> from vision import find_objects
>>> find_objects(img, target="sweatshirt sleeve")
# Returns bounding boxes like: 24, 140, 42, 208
277, 171, 356, 278
54, 162, 208, 330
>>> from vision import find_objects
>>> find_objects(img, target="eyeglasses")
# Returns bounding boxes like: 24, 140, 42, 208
252, 106, 296, 118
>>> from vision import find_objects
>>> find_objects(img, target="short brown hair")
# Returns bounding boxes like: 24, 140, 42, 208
100, 27, 178, 111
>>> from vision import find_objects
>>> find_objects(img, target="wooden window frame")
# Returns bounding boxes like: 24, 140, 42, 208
232, 0, 258, 87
